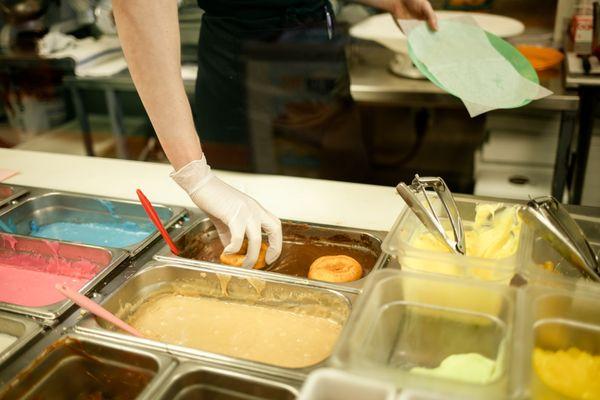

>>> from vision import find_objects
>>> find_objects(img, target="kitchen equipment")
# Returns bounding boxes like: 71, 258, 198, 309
396, 175, 466, 255
520, 196, 600, 281
0, 184, 28, 209
152, 363, 299, 400
0, 333, 173, 400
331, 269, 515, 398
0, 190, 186, 256
76, 261, 354, 382
298, 368, 396, 400
0, 0, 49, 54
520, 284, 600, 400
382, 193, 530, 286
0, 311, 43, 366
516, 45, 565, 71
154, 217, 387, 292
0, 233, 128, 320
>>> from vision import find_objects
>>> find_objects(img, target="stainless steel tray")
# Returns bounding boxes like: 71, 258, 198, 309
155, 217, 390, 292
0, 184, 28, 209
0, 312, 43, 367
76, 260, 356, 382
0, 189, 187, 256
149, 362, 299, 400
0, 233, 128, 321
0, 332, 175, 400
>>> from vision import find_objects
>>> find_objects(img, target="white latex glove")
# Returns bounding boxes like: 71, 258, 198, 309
171, 157, 282, 268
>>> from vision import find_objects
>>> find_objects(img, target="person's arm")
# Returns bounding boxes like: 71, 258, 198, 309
112, 0, 282, 267
357, 0, 438, 29
112, 0, 199, 171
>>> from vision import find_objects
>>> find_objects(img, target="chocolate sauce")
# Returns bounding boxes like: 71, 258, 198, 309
180, 223, 380, 279
0, 338, 153, 400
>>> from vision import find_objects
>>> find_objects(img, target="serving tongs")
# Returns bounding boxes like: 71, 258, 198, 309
396, 175, 466, 255
520, 196, 600, 282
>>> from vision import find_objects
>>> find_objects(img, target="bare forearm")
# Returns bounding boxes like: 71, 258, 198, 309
112, 0, 201, 170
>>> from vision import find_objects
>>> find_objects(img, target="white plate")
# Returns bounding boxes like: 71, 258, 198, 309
350, 11, 525, 54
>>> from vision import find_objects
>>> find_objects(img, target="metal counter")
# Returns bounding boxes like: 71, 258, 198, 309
0, 192, 597, 399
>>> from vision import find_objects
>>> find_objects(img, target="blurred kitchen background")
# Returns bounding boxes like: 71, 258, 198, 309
0, 0, 598, 206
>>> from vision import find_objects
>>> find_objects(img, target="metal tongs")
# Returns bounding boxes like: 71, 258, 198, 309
520, 196, 600, 282
396, 175, 466, 255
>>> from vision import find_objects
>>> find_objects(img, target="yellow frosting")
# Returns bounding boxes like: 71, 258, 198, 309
410, 203, 522, 260
533, 347, 600, 399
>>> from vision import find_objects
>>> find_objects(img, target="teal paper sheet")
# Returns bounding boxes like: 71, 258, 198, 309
401, 16, 552, 117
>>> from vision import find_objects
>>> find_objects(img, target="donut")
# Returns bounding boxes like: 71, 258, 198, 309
219, 240, 267, 270
308, 255, 363, 283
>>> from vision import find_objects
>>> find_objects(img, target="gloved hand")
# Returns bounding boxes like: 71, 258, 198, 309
171, 157, 282, 268
383, 0, 438, 30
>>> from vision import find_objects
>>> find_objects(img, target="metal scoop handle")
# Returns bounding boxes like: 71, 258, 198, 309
396, 175, 466, 255
521, 196, 600, 281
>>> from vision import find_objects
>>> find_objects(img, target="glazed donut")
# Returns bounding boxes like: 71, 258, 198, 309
308, 255, 363, 283
219, 240, 267, 270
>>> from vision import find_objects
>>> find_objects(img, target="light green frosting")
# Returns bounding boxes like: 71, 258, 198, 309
410, 353, 500, 385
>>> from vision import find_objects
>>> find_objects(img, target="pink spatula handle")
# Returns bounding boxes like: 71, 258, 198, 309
55, 284, 144, 338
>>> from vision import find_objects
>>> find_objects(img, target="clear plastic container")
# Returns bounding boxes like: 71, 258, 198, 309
299, 368, 396, 400
331, 270, 516, 399
397, 389, 460, 400
382, 196, 531, 290
519, 284, 600, 400
523, 209, 600, 290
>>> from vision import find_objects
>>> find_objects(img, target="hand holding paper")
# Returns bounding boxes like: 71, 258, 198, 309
400, 16, 552, 117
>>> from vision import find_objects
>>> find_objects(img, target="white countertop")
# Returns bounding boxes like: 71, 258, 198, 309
0, 149, 404, 232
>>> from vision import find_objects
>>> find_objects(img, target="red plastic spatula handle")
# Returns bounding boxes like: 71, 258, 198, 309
136, 189, 180, 255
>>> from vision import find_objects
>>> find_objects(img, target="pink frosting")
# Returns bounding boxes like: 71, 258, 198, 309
0, 235, 104, 307
1, 234, 17, 251
0, 264, 89, 307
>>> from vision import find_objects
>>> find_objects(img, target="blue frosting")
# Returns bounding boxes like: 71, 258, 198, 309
29, 220, 154, 248
98, 199, 120, 219
0, 219, 14, 233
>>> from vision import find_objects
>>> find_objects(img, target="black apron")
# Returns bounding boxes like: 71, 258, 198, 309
195, 0, 369, 181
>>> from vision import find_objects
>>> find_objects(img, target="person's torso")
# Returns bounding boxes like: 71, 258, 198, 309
197, 0, 325, 21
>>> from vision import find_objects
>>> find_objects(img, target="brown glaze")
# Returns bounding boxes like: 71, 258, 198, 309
0, 338, 153, 400
180, 225, 379, 280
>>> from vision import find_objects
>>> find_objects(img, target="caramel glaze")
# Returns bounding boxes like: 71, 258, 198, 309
180, 226, 379, 279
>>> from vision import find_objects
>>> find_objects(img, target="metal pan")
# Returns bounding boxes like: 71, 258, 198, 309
76, 261, 355, 382
147, 362, 299, 400
0, 233, 128, 321
0, 190, 187, 256
155, 217, 390, 292
0, 312, 43, 367
0, 184, 27, 209
0, 332, 175, 400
